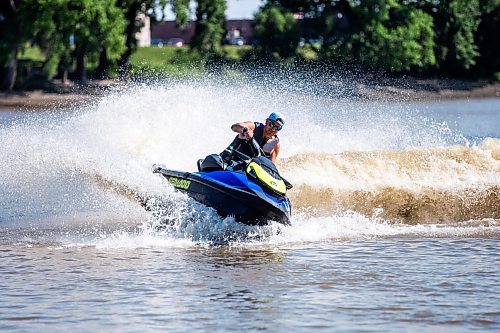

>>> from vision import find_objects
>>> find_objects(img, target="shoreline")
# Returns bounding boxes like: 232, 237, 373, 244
357, 80, 500, 102
0, 91, 95, 111
1, 79, 499, 111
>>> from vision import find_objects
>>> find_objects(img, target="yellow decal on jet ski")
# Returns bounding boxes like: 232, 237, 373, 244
168, 177, 191, 190
246, 162, 286, 195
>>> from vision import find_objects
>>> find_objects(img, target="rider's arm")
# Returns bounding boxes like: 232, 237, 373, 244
231, 121, 255, 140
269, 142, 280, 163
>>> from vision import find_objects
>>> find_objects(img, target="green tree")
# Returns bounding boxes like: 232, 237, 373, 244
190, 0, 227, 55
119, 0, 149, 75
0, 0, 20, 90
428, 0, 481, 73
262, 0, 436, 71
0, 0, 38, 90
351, 1, 436, 71
1, 0, 126, 88
0, 0, 78, 87
253, 3, 300, 58
72, 0, 125, 83
171, 0, 191, 28
476, 0, 500, 77
33, 1, 83, 82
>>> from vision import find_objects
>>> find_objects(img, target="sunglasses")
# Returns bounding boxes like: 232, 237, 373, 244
268, 120, 283, 131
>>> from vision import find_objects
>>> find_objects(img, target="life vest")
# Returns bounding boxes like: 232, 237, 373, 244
252, 122, 267, 148
239, 122, 278, 158
220, 122, 278, 162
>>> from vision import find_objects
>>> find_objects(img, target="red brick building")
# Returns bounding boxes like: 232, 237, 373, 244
151, 20, 254, 45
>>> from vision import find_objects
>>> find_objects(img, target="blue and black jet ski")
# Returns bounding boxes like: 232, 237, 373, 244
152, 141, 292, 225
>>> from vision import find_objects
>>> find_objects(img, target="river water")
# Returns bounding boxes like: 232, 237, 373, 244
0, 81, 499, 332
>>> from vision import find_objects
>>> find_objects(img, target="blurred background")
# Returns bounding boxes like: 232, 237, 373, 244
0, 0, 499, 92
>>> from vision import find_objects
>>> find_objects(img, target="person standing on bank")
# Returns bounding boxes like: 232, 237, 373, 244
221, 112, 285, 163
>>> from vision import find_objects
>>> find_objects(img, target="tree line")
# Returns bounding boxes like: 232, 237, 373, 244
253, 0, 499, 76
1, 0, 498, 91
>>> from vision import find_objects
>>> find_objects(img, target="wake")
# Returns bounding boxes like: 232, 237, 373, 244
280, 139, 500, 223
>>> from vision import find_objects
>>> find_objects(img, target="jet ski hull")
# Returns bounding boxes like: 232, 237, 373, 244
154, 167, 291, 225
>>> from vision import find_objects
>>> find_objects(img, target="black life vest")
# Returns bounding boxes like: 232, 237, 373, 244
252, 122, 267, 148
221, 122, 276, 160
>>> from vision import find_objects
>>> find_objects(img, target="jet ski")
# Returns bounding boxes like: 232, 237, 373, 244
152, 140, 292, 225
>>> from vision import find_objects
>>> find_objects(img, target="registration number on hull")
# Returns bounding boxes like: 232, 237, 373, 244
168, 177, 191, 190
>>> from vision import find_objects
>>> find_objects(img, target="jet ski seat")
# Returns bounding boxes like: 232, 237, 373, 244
198, 154, 227, 172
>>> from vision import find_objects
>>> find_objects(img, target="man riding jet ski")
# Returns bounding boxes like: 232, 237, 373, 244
153, 112, 292, 225
221, 112, 285, 163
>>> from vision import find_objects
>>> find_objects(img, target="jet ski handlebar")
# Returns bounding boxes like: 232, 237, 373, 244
223, 148, 251, 163
223, 136, 263, 163
248, 137, 264, 157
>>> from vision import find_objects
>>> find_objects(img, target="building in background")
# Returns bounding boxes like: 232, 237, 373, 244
151, 20, 254, 46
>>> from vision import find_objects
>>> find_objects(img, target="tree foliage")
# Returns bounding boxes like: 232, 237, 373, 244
476, 0, 500, 75
0, 0, 39, 90
191, 0, 227, 54
253, 3, 300, 58
72, 0, 126, 82
254, 0, 497, 76
0, 0, 127, 86
171, 0, 191, 27
430, 0, 481, 72
1, 0, 499, 90
351, 2, 436, 71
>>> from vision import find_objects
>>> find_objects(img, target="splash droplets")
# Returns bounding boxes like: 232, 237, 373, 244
0, 76, 499, 247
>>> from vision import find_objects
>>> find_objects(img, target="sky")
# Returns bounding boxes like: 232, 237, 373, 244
163, 0, 263, 20
226, 0, 262, 19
